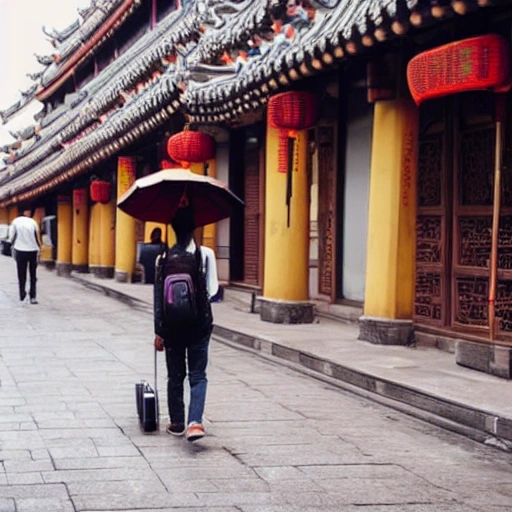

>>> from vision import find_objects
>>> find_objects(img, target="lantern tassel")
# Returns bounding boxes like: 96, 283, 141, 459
286, 136, 295, 228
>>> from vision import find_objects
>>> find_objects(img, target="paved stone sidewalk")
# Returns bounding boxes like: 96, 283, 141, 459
1, 257, 512, 511
70, 267, 512, 449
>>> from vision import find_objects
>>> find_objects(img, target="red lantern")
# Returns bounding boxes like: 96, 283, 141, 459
90, 181, 111, 204
407, 34, 511, 105
267, 91, 317, 227
268, 91, 317, 132
268, 91, 317, 174
166, 130, 215, 168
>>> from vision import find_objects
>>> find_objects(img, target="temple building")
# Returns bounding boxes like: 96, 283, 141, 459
1, 0, 511, 378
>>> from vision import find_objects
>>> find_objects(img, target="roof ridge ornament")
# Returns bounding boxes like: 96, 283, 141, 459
26, 71, 44, 82
308, 0, 340, 7
41, 20, 81, 43
34, 54, 54, 66
78, 0, 98, 20
20, 85, 38, 98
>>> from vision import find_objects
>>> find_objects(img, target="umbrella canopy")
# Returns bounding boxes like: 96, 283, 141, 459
117, 168, 244, 227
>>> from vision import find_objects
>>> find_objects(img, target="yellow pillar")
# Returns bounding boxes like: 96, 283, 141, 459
8, 206, 19, 223
89, 202, 101, 275
99, 198, 116, 278
263, 127, 310, 302
33, 207, 44, 227
360, 97, 418, 344
115, 156, 137, 282
56, 195, 73, 276
72, 188, 89, 272
0, 208, 8, 224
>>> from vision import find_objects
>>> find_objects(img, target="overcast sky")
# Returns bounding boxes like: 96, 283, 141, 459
0, 0, 90, 110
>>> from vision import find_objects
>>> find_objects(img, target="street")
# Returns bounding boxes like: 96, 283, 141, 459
0, 257, 511, 512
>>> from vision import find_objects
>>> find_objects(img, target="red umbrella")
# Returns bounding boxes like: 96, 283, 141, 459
117, 168, 243, 227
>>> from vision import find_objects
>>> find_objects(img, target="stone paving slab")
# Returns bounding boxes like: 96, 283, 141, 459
1, 258, 512, 511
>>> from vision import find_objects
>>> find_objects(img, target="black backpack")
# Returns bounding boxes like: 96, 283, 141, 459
161, 244, 202, 326
155, 242, 213, 342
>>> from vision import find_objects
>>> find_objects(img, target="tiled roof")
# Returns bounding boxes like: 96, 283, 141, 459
0, 0, 140, 123
193, 0, 272, 63
40, 1, 128, 87
0, 0, 502, 205
0, 2, 200, 203
185, 0, 495, 122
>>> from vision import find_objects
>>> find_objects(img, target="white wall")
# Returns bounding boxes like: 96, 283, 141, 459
215, 142, 231, 282
342, 87, 372, 302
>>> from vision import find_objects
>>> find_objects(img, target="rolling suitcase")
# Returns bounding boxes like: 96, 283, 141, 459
135, 348, 159, 432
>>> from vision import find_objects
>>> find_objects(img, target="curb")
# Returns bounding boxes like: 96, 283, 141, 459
71, 275, 152, 314
71, 274, 512, 452
212, 326, 512, 451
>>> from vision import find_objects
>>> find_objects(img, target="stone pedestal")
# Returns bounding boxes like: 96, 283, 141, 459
56, 262, 72, 277
456, 340, 512, 379
41, 261, 55, 271
95, 266, 115, 279
115, 270, 130, 283
259, 297, 314, 324
359, 316, 414, 345
72, 264, 89, 274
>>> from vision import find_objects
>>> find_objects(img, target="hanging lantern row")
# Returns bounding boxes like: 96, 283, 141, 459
90, 180, 112, 204
166, 130, 216, 168
268, 91, 317, 227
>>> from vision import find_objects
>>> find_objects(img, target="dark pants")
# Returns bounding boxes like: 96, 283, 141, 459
165, 334, 210, 426
15, 250, 38, 300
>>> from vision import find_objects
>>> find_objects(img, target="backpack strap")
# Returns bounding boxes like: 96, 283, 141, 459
191, 234, 204, 275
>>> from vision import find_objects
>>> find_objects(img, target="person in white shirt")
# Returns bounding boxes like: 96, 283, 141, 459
10, 210, 41, 304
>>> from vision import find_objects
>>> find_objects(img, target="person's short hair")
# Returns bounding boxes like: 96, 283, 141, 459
170, 206, 195, 236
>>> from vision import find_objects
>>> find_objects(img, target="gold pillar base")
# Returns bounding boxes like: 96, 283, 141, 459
259, 297, 315, 324
56, 262, 72, 277
95, 266, 115, 279
115, 270, 130, 283
358, 316, 414, 345
72, 264, 89, 273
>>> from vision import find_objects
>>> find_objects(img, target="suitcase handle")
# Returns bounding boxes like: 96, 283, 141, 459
154, 347, 159, 426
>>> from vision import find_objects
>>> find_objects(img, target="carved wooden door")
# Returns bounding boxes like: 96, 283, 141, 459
453, 93, 512, 339
451, 93, 496, 334
415, 92, 512, 339
415, 100, 450, 326
317, 124, 337, 300
244, 144, 261, 286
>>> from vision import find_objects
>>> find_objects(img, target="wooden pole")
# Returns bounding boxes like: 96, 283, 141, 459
489, 94, 506, 340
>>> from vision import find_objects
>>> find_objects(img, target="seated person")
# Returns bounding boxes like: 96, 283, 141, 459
137, 227, 165, 284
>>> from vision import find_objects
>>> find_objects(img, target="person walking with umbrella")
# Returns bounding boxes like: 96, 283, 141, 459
118, 166, 243, 440
153, 204, 219, 441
